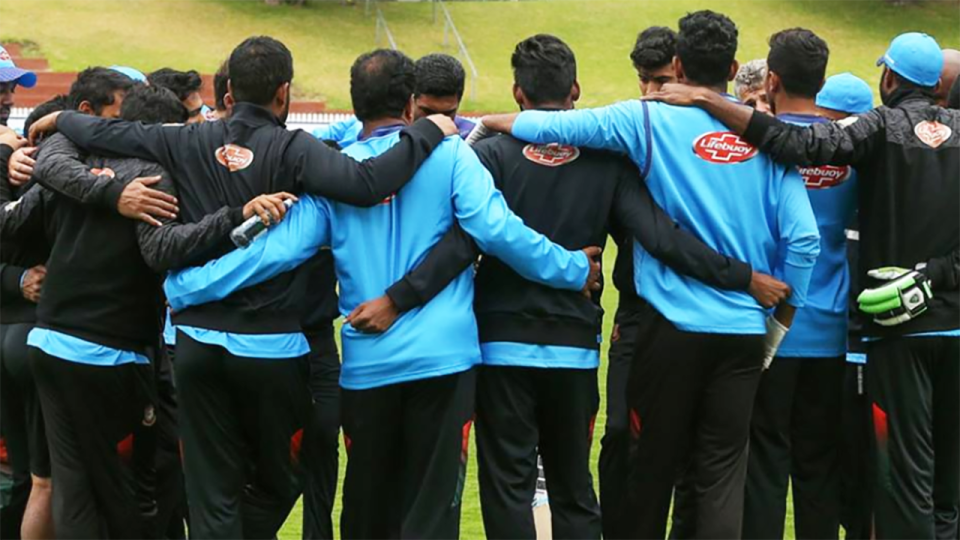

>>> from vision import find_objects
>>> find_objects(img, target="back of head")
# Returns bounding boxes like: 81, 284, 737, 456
734, 59, 766, 98
512, 34, 577, 105
228, 36, 293, 106
24, 95, 69, 134
676, 10, 738, 87
68, 67, 135, 114
415, 54, 465, 99
350, 49, 416, 123
147, 68, 203, 102
949, 75, 960, 110
214, 60, 229, 111
767, 28, 829, 98
630, 26, 676, 70
120, 85, 188, 124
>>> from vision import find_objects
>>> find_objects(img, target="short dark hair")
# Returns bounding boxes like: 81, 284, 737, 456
24, 95, 69, 134
120, 85, 188, 124
68, 67, 135, 114
228, 36, 293, 106
415, 54, 466, 99
630, 26, 677, 70
511, 34, 577, 105
676, 10, 738, 87
350, 49, 416, 123
147, 68, 203, 102
767, 28, 829, 98
213, 60, 229, 111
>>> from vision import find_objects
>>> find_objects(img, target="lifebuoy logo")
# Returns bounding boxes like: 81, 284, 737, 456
692, 132, 758, 164
89, 167, 116, 178
914, 120, 952, 149
798, 165, 851, 189
522, 143, 580, 167
215, 144, 254, 172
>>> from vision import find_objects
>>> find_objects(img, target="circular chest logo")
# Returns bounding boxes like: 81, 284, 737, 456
522, 143, 581, 167
215, 144, 255, 172
692, 131, 758, 164
914, 120, 952, 149
798, 165, 851, 189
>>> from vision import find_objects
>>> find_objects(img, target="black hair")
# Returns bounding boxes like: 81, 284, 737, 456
24, 95, 69, 134
630, 26, 677, 70
228, 36, 293, 107
675, 10, 738, 87
349, 49, 416, 122
68, 67, 135, 114
147, 68, 203, 102
120, 85, 188, 124
766, 28, 829, 98
948, 74, 960, 110
415, 53, 466, 99
890, 69, 938, 93
511, 34, 577, 105
214, 60, 229, 111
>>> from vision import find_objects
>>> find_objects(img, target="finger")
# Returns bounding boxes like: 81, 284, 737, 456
138, 212, 163, 227
265, 198, 285, 221
20, 156, 36, 167
137, 176, 164, 187
276, 192, 299, 202
23, 147, 38, 156
11, 170, 30, 183
590, 281, 602, 291
255, 205, 272, 226
142, 196, 179, 214
582, 246, 603, 259
142, 204, 178, 220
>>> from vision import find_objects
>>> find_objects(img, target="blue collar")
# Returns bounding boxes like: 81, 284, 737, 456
777, 113, 827, 124
359, 123, 405, 141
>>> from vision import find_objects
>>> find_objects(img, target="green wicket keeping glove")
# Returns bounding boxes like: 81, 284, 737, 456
858, 266, 933, 327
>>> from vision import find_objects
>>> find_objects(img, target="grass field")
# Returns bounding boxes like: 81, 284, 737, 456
3, 0, 958, 112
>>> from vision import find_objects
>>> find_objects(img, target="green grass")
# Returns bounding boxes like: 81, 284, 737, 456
3, 0, 958, 112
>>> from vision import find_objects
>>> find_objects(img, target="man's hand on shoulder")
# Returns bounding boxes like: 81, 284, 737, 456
28, 111, 62, 146
8, 146, 38, 187
119, 175, 179, 227
425, 114, 458, 137
641, 83, 713, 107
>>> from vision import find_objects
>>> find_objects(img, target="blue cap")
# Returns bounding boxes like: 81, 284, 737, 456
817, 73, 874, 115
109, 65, 147, 83
877, 32, 943, 87
0, 45, 37, 88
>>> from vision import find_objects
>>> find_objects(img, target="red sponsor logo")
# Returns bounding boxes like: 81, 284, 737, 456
0, 50, 10, 62
522, 143, 581, 167
215, 144, 254, 171
89, 167, 116, 178
380, 194, 396, 205
692, 131, 758, 164
798, 164, 851, 189
914, 120, 952, 149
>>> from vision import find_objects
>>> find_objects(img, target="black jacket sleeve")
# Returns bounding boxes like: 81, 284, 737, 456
31, 133, 125, 211
0, 263, 26, 298
0, 184, 48, 244
612, 164, 752, 290
926, 248, 960, 292
283, 119, 446, 207
55, 112, 184, 173
385, 223, 480, 312
133, 162, 245, 273
742, 108, 885, 168
0, 143, 14, 203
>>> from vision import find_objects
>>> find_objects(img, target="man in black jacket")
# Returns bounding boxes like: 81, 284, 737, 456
648, 31, 959, 540
27, 36, 456, 539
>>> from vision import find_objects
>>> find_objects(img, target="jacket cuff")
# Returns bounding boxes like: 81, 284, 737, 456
1, 264, 26, 296
742, 108, 778, 146
730, 259, 753, 291
404, 118, 445, 150
385, 277, 422, 313
99, 179, 126, 212
229, 207, 245, 226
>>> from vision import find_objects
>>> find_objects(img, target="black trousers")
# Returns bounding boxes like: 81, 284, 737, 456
340, 368, 476, 540
31, 348, 153, 539
174, 331, 311, 540
839, 362, 872, 540
301, 331, 341, 540
621, 305, 763, 540
742, 356, 845, 539
598, 303, 643, 540
151, 346, 187, 539
0, 322, 40, 539
476, 365, 601, 540
867, 336, 959, 540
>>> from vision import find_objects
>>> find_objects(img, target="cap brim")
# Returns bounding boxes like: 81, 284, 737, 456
0, 68, 37, 88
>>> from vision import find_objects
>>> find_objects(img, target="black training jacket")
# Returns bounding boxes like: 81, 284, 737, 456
743, 88, 959, 338
387, 131, 752, 350
52, 103, 445, 335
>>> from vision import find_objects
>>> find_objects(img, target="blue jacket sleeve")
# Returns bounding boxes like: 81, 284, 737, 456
450, 140, 588, 290
777, 169, 821, 308
163, 196, 330, 311
511, 101, 649, 169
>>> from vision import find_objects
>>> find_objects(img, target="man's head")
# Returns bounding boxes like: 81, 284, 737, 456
110, 65, 147, 83
0, 44, 38, 126
24, 95, 68, 134
949, 75, 960, 110
213, 60, 231, 118
630, 26, 677, 95
147, 68, 205, 123
816, 72, 874, 120
120, 85, 188, 125
674, 10, 739, 90
68, 67, 135, 118
228, 36, 294, 123
876, 32, 943, 105
734, 59, 769, 113
937, 49, 960, 107
349, 49, 417, 124
764, 28, 829, 114
413, 54, 465, 120
511, 34, 579, 110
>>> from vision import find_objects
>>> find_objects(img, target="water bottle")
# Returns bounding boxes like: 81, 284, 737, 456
230, 198, 295, 249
